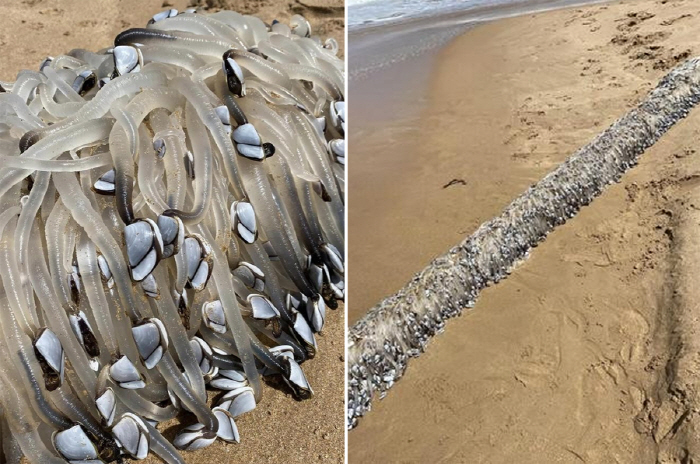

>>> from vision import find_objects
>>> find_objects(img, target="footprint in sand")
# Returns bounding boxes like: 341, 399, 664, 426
660, 13, 692, 26
616, 11, 655, 33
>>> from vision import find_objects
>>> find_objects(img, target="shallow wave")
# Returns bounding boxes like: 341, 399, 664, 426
348, 0, 606, 30
348, 0, 506, 29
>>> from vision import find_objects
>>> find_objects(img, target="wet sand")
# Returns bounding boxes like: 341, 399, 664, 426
0, 1, 344, 463
348, 20, 468, 324
349, 0, 700, 461
348, 0, 609, 324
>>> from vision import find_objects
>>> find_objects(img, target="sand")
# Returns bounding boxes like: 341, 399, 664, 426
348, 0, 700, 462
0, 0, 344, 81
0, 1, 344, 463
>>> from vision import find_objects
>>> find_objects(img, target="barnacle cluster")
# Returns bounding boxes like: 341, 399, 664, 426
0, 8, 344, 463
347, 57, 700, 429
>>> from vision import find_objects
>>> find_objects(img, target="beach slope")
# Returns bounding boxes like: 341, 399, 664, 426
349, 0, 700, 462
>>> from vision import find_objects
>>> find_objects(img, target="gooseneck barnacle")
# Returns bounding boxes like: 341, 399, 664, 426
0, 8, 343, 462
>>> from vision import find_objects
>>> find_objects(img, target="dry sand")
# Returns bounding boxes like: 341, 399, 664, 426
349, 0, 700, 462
0, 1, 344, 463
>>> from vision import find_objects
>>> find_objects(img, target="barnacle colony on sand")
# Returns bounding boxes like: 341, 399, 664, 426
0, 7, 344, 463
347, 57, 700, 429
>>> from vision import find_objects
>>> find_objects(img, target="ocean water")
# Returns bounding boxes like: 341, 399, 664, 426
347, 0, 606, 30
349, 0, 523, 29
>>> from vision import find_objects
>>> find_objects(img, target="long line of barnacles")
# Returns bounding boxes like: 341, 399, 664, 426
347, 57, 700, 429
0, 8, 344, 463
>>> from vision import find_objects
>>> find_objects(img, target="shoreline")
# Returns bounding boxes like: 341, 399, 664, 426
348, 0, 610, 33
349, 0, 700, 461
348, 0, 617, 325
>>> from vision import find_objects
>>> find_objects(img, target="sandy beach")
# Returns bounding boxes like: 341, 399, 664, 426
349, 0, 700, 461
0, 1, 344, 463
